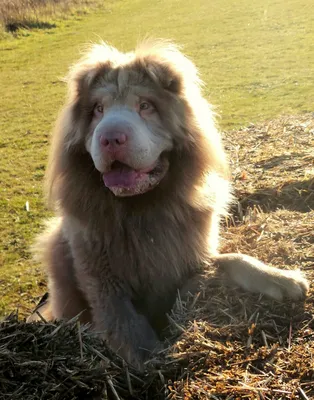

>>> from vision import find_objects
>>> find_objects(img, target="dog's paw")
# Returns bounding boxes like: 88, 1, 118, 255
264, 269, 309, 301
102, 311, 162, 372
216, 253, 310, 302
121, 339, 163, 372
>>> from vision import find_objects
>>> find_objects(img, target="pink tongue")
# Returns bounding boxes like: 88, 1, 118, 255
103, 167, 141, 188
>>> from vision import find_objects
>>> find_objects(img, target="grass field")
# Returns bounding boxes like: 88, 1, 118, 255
0, 0, 313, 327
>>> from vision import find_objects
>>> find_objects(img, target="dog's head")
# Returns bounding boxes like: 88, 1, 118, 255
48, 40, 228, 201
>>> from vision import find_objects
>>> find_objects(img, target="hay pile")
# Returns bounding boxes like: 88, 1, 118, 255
0, 312, 157, 399
1, 114, 313, 399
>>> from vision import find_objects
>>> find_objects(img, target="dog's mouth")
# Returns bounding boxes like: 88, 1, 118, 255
102, 158, 169, 197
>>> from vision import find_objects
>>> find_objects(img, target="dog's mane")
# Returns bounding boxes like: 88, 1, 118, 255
45, 40, 230, 236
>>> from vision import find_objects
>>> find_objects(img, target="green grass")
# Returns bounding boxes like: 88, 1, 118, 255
0, 0, 313, 317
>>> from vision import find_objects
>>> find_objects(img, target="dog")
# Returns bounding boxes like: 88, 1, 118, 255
29, 40, 309, 369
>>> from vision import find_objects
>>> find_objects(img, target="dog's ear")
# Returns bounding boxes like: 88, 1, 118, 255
141, 57, 183, 93
68, 63, 118, 104
135, 40, 201, 95
67, 64, 110, 99
66, 44, 118, 100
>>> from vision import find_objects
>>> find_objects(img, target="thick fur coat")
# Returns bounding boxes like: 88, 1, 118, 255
32, 41, 309, 369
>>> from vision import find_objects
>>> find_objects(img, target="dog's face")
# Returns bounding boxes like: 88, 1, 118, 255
85, 77, 174, 197
62, 42, 206, 197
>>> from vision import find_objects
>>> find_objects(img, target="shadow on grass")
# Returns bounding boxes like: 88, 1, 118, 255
256, 153, 306, 170
5, 20, 56, 33
236, 178, 314, 214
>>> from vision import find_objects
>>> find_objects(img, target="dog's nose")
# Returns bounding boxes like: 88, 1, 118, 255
100, 132, 127, 148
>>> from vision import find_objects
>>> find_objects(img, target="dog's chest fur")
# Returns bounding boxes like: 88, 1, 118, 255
66, 202, 211, 331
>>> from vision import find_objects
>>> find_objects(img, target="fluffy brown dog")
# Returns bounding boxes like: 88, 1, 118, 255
31, 40, 309, 369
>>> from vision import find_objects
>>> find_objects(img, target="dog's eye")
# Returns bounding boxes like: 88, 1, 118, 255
139, 101, 154, 112
94, 104, 104, 115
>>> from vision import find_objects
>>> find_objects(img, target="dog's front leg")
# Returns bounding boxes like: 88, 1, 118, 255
214, 253, 309, 301
92, 289, 161, 370
72, 239, 160, 370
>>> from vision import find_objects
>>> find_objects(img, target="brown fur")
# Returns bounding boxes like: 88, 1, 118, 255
30, 40, 309, 369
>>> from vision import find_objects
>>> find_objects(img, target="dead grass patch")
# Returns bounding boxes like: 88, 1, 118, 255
0, 0, 100, 32
226, 114, 314, 215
